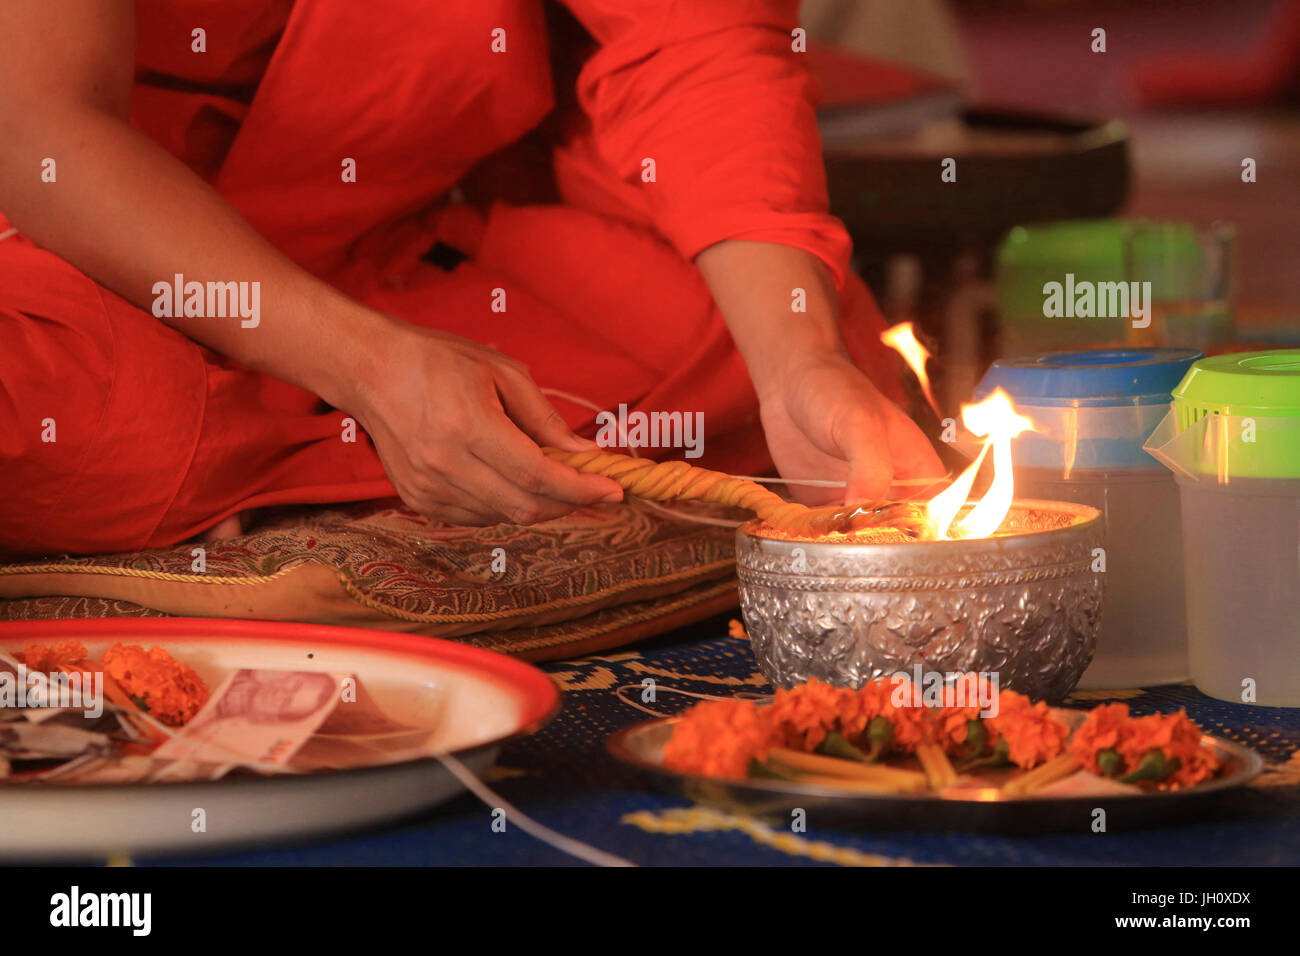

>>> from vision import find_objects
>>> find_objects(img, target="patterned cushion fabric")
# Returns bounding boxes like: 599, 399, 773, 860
0, 501, 741, 661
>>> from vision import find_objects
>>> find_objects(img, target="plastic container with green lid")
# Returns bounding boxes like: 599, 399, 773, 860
997, 220, 1132, 354
1144, 349, 1300, 706
996, 218, 1231, 355
1165, 351, 1300, 477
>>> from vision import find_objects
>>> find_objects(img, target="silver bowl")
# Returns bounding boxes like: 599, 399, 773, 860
736, 500, 1104, 702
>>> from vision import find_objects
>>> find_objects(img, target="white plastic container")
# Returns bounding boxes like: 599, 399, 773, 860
1144, 350, 1300, 707
978, 348, 1202, 688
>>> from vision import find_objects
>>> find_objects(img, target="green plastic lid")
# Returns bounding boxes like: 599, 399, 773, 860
1171, 350, 1300, 478
997, 219, 1199, 322
999, 220, 1126, 272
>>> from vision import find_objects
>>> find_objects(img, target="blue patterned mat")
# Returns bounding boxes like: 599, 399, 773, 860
153, 630, 1300, 866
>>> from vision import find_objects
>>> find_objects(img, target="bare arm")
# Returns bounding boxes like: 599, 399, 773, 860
0, 0, 621, 524
0, 0, 374, 407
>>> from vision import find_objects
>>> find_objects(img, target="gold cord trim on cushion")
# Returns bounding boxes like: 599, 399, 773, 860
0, 562, 296, 585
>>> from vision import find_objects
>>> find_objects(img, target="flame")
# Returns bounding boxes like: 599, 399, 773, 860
925, 388, 1035, 540
880, 322, 940, 418
872, 323, 1034, 541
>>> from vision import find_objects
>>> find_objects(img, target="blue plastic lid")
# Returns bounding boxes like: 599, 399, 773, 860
976, 348, 1204, 407
974, 348, 1204, 470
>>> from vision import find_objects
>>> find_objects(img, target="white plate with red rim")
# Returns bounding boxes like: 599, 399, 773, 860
0, 618, 560, 860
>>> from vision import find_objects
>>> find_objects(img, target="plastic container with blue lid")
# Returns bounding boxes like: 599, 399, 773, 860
976, 348, 1202, 471
976, 347, 1203, 689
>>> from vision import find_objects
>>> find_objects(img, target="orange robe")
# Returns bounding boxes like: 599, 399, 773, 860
0, 0, 903, 556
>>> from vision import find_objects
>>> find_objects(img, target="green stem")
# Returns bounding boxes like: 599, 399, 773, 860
1098, 748, 1123, 778
864, 716, 894, 763
957, 737, 1009, 772
748, 758, 800, 781
1119, 749, 1180, 784
818, 730, 869, 762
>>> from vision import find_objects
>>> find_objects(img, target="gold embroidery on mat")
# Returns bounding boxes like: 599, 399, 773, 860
1065, 687, 1144, 702
1250, 749, 1300, 788
620, 661, 764, 688
621, 807, 930, 867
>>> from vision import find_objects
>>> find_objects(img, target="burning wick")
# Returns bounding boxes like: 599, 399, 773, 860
926, 388, 1035, 540
880, 322, 940, 419
863, 325, 1035, 542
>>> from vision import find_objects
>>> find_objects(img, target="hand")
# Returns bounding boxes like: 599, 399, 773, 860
343, 317, 624, 525
693, 240, 943, 504
754, 350, 945, 504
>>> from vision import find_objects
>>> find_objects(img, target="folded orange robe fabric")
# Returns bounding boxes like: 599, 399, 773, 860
0, 0, 903, 557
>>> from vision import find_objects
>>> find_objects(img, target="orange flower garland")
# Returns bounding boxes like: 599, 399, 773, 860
662, 678, 1219, 789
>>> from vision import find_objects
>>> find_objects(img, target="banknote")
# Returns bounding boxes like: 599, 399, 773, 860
314, 676, 415, 737
36, 754, 232, 785
4, 668, 443, 784
153, 668, 347, 767
291, 676, 439, 770
0, 721, 113, 761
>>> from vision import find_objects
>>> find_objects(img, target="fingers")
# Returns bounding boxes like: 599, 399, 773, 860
885, 408, 946, 479
417, 500, 494, 527
445, 448, 593, 525
834, 406, 893, 502
493, 363, 594, 453
471, 410, 624, 509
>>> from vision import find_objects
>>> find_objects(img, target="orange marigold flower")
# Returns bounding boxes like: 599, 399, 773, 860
1070, 703, 1219, 787
101, 644, 209, 727
15, 641, 93, 674
922, 673, 999, 757
1070, 702, 1132, 774
857, 677, 927, 754
986, 690, 1069, 769
662, 698, 769, 780
1122, 709, 1220, 788
763, 678, 859, 751
931, 708, 990, 756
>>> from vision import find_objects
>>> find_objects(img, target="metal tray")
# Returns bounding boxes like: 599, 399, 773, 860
608, 711, 1264, 834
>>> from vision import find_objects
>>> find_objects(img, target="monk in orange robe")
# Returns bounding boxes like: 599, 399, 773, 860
0, 0, 941, 557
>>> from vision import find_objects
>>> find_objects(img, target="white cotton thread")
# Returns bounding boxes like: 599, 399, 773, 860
614, 682, 772, 717
539, 386, 948, 525
435, 751, 635, 867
